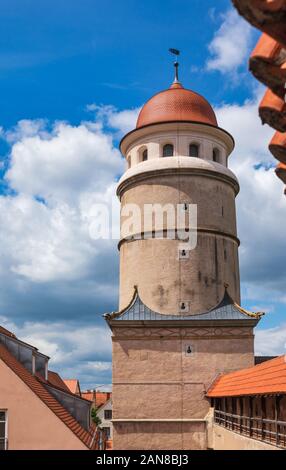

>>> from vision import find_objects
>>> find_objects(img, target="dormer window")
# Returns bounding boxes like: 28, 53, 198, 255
163, 144, 174, 157
213, 148, 220, 163
189, 144, 199, 158
142, 149, 148, 161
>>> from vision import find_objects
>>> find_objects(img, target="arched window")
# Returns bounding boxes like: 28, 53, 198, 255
127, 155, 131, 169
189, 144, 199, 158
163, 144, 174, 157
213, 148, 220, 163
142, 149, 148, 161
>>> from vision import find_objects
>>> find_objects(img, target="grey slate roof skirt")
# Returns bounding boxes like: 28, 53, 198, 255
104, 286, 264, 323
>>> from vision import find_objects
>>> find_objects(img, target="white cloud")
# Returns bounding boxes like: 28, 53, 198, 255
4, 119, 49, 144
5, 121, 124, 204
0, 113, 130, 284
206, 9, 253, 74
255, 325, 286, 356
0, 314, 112, 388
1, 93, 286, 386
215, 93, 286, 299
86, 103, 140, 135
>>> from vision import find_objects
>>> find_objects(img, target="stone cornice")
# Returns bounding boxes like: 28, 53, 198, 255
118, 227, 240, 250
117, 164, 239, 199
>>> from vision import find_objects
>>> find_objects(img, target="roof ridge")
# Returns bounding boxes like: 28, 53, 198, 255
0, 343, 95, 449
207, 355, 286, 398
105, 285, 263, 321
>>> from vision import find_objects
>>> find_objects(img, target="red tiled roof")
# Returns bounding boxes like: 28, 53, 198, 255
232, 1, 286, 193
82, 391, 95, 402
0, 343, 95, 449
259, 88, 286, 132
48, 371, 70, 393
275, 162, 286, 184
207, 355, 286, 398
64, 379, 81, 395
250, 33, 286, 100
81, 390, 112, 408
269, 132, 286, 164
233, 0, 286, 48
96, 392, 111, 408
136, 82, 218, 129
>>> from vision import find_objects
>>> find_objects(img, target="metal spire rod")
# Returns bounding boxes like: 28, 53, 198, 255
169, 48, 180, 83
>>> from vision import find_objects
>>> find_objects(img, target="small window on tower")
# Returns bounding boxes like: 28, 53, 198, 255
213, 148, 220, 163
189, 144, 199, 158
142, 149, 148, 161
163, 144, 174, 157
127, 155, 131, 168
179, 301, 189, 313
179, 248, 189, 259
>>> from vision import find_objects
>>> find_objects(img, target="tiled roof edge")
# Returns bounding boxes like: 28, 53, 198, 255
0, 343, 94, 449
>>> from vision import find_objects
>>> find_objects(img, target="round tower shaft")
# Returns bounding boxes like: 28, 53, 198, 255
118, 79, 240, 316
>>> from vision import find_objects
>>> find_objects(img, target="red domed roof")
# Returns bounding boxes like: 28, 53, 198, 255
136, 82, 218, 129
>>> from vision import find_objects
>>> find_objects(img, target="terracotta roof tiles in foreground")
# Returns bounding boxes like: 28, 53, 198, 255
232, 1, 286, 193
0, 343, 95, 449
276, 162, 286, 184
207, 355, 286, 398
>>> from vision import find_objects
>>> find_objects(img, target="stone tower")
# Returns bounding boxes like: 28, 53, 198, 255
105, 67, 263, 450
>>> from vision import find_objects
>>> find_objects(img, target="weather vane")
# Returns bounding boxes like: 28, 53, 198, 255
169, 48, 180, 82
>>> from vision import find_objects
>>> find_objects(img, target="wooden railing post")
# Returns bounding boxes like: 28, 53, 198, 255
249, 397, 253, 437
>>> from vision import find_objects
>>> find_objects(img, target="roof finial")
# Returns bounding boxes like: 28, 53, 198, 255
169, 48, 181, 83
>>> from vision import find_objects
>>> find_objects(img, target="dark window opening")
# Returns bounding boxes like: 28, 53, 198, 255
213, 148, 220, 163
104, 410, 112, 420
189, 144, 199, 158
142, 149, 148, 161
163, 144, 174, 157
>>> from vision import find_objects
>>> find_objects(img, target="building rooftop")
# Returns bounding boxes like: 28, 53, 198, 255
64, 379, 81, 396
232, 0, 286, 192
81, 390, 112, 409
48, 371, 70, 393
207, 355, 286, 398
0, 342, 96, 448
0, 323, 97, 449
105, 286, 263, 324
136, 81, 218, 130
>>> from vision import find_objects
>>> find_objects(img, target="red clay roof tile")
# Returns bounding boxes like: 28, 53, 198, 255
63, 379, 81, 395
48, 371, 70, 392
207, 355, 286, 397
136, 83, 218, 129
0, 343, 95, 449
249, 33, 286, 99
233, 0, 286, 48
269, 131, 286, 163
259, 88, 286, 132
81, 390, 112, 408
275, 162, 286, 184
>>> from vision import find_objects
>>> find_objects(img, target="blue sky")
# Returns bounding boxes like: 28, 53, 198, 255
0, 0, 285, 388
0, 0, 253, 126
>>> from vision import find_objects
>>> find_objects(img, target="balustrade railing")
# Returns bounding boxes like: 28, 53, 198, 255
214, 409, 286, 449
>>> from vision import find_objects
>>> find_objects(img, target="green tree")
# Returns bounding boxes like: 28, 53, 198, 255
91, 407, 102, 427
